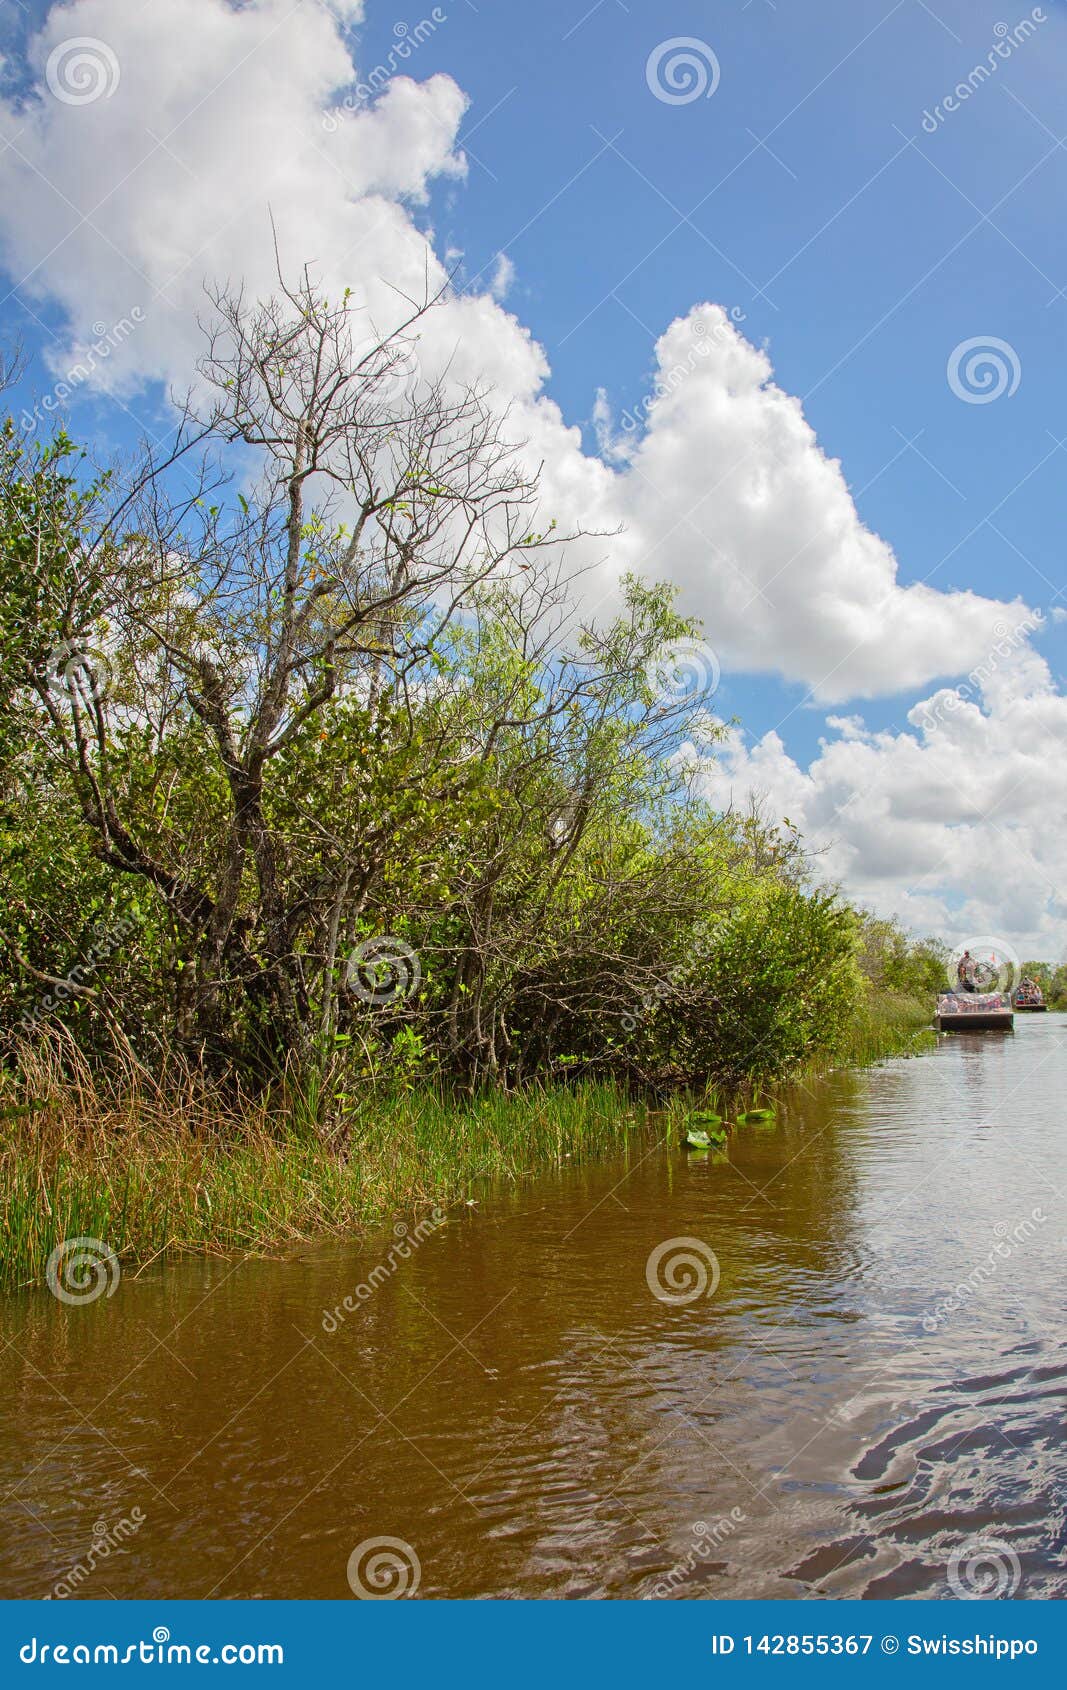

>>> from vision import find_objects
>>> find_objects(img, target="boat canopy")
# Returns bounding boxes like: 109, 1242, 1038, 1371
937, 992, 1011, 1014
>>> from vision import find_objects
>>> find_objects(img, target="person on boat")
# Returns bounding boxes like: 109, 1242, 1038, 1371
957, 951, 978, 992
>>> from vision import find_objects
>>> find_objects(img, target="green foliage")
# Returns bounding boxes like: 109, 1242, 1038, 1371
833, 990, 934, 1066
851, 910, 947, 1000
0, 274, 948, 1114
663, 883, 860, 1089
0, 1070, 647, 1289
0, 424, 940, 1102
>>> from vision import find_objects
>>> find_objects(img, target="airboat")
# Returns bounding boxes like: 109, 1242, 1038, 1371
935, 992, 1014, 1032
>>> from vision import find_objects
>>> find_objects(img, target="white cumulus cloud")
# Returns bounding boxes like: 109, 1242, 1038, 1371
0, 0, 1032, 702
592, 307, 1035, 702
0, 0, 1062, 952
693, 637, 1067, 958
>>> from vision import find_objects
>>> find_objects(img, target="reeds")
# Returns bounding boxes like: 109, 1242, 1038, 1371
0, 990, 932, 1290
0, 1033, 647, 1289
831, 990, 935, 1067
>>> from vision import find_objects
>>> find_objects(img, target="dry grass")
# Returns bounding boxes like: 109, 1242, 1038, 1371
1, 991, 932, 1291
0, 1031, 648, 1289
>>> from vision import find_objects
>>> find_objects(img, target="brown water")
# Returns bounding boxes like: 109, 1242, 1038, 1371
2, 1017, 1066, 1601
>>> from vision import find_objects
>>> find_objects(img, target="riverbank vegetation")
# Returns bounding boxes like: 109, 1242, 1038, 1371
0, 275, 943, 1285
0, 1059, 651, 1291
1, 989, 927, 1292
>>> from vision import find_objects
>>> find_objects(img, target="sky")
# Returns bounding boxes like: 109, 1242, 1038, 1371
0, 0, 1065, 962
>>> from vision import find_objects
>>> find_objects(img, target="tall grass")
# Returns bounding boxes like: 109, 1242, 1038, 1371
832, 989, 935, 1067
0, 1036, 647, 1290
1, 989, 933, 1291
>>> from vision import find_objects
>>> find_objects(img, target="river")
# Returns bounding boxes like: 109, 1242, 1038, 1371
2, 1016, 1065, 1600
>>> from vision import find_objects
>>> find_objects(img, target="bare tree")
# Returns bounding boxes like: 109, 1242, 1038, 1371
23, 269, 582, 1070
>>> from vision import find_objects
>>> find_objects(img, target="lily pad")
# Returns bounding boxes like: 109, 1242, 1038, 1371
685, 1126, 726, 1150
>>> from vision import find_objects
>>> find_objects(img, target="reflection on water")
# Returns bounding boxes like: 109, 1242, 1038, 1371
2, 1017, 1066, 1599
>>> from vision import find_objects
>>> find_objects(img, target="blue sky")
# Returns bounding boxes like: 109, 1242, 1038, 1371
1, 0, 1065, 954
419, 0, 1067, 745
